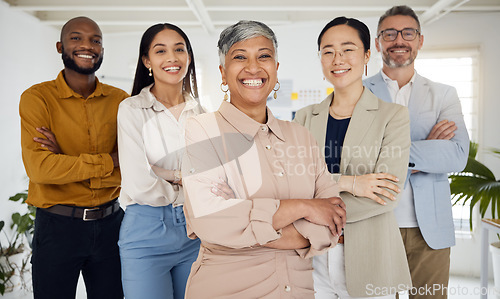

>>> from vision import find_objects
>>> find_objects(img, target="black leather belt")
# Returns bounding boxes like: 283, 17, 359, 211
44, 200, 120, 221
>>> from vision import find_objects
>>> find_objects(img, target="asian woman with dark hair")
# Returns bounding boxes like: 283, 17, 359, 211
294, 17, 412, 298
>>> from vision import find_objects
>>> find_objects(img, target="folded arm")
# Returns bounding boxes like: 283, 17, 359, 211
20, 91, 118, 187
117, 103, 179, 205
410, 87, 469, 174
182, 117, 344, 251
344, 106, 411, 223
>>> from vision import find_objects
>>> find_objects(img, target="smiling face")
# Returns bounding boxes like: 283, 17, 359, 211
219, 36, 279, 111
142, 29, 190, 88
375, 15, 423, 69
57, 17, 103, 75
319, 24, 370, 91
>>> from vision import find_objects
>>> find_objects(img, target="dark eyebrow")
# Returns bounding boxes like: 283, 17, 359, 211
69, 32, 102, 39
152, 42, 185, 48
321, 41, 356, 49
381, 27, 416, 32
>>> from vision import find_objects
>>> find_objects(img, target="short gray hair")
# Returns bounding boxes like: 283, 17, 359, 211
378, 5, 421, 32
217, 20, 278, 67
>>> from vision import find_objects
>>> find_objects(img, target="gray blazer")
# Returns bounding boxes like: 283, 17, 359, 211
294, 88, 412, 296
364, 72, 469, 249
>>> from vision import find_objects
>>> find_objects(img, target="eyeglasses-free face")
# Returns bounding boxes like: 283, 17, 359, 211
219, 36, 278, 111
378, 28, 420, 42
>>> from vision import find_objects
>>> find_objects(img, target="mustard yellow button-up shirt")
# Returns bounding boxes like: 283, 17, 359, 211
20, 71, 129, 208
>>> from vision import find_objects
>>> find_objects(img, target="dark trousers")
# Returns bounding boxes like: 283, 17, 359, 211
31, 207, 124, 299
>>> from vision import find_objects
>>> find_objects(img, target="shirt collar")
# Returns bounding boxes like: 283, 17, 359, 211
380, 69, 417, 88
136, 84, 199, 112
55, 70, 108, 99
218, 101, 285, 142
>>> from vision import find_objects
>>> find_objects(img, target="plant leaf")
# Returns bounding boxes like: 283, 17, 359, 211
449, 169, 500, 230
464, 158, 495, 180
450, 176, 491, 199
490, 148, 500, 157
11, 212, 21, 226
469, 141, 478, 158
8, 191, 28, 203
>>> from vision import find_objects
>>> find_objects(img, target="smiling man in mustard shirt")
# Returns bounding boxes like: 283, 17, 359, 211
19, 16, 128, 299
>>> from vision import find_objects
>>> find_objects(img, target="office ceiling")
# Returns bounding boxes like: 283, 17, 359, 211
3, 0, 500, 34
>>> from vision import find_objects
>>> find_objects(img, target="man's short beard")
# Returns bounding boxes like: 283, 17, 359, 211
383, 54, 414, 68
61, 46, 103, 75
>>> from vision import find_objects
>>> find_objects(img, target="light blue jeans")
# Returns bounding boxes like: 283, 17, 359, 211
118, 204, 200, 299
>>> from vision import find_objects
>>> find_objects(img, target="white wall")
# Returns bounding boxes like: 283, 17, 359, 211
0, 2, 60, 237
1, 1, 499, 281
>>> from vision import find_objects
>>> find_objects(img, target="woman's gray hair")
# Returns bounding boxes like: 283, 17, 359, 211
218, 20, 278, 67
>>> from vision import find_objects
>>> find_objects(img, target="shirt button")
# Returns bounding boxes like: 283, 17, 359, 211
265, 145, 272, 150
277, 171, 284, 177
284, 285, 291, 292
260, 126, 268, 131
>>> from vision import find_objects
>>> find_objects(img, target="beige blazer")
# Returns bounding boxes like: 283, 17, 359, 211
294, 88, 412, 297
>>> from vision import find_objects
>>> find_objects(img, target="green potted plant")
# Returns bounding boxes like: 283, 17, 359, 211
449, 142, 500, 228
449, 141, 500, 294
0, 191, 35, 295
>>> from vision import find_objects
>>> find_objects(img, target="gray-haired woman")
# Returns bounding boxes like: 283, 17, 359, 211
181, 20, 346, 298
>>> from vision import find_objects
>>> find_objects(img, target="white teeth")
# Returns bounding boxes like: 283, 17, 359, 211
333, 69, 349, 74
164, 66, 180, 72
242, 79, 263, 86
392, 50, 407, 53
77, 54, 93, 59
